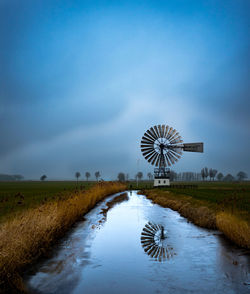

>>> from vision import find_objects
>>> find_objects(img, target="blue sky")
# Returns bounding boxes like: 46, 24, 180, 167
0, 0, 249, 179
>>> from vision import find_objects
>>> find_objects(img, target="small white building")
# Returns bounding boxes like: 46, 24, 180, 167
154, 178, 170, 187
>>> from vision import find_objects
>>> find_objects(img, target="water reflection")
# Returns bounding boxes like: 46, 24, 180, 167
141, 222, 174, 261
24, 191, 250, 294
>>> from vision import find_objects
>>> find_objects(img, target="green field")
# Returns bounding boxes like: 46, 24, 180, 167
130, 180, 250, 220
1, 180, 249, 223
0, 181, 94, 222
166, 182, 250, 218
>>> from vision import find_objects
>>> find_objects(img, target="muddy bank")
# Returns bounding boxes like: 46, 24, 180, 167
142, 189, 250, 249
0, 182, 126, 293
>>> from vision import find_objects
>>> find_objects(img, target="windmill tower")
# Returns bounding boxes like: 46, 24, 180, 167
140, 125, 204, 187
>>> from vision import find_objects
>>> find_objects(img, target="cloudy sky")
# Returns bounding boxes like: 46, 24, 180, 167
0, 0, 249, 180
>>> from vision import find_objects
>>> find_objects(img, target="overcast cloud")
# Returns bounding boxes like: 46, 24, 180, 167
0, 0, 249, 179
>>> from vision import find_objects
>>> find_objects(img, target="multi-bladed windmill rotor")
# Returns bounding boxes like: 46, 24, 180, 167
140, 125, 203, 168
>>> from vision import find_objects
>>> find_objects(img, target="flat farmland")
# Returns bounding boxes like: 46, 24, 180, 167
0, 181, 94, 222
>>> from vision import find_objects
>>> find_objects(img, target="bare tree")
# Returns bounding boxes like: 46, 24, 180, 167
237, 171, 247, 181
136, 172, 143, 181
85, 172, 90, 181
201, 168, 205, 181
209, 169, 217, 181
40, 175, 47, 181
126, 173, 129, 181
217, 172, 223, 181
212, 169, 217, 181
209, 168, 213, 181
95, 171, 101, 181
75, 172, 81, 184
204, 167, 208, 181
147, 172, 153, 180
118, 172, 125, 182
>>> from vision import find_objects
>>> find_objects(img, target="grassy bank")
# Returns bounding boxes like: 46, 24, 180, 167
142, 183, 250, 249
0, 182, 126, 293
0, 181, 95, 223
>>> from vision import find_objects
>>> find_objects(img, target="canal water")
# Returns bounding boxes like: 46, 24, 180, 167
24, 191, 250, 294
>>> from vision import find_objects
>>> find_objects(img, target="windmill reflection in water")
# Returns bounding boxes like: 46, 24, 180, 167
141, 222, 175, 262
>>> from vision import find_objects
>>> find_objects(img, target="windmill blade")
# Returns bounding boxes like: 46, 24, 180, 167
169, 147, 182, 157
163, 125, 169, 138
170, 150, 181, 159
141, 147, 154, 153
166, 127, 173, 139
183, 143, 204, 153
145, 132, 156, 143
142, 150, 155, 157
150, 127, 158, 140
147, 152, 158, 164
166, 151, 175, 165
164, 154, 171, 166
146, 129, 156, 140
143, 133, 155, 143
153, 247, 161, 259
169, 132, 179, 143
168, 128, 176, 141
151, 153, 159, 165
147, 129, 157, 141
158, 125, 163, 137
168, 150, 179, 162
142, 136, 154, 144
141, 138, 154, 145
170, 135, 183, 144
153, 125, 160, 138
166, 153, 173, 166
140, 139, 153, 145
155, 154, 160, 167
168, 128, 177, 141
144, 150, 156, 159
150, 246, 159, 258
161, 125, 165, 138
148, 152, 160, 164
170, 137, 183, 144
149, 153, 157, 164
140, 144, 153, 149
169, 132, 179, 142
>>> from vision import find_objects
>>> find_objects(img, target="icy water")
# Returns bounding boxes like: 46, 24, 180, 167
24, 191, 250, 294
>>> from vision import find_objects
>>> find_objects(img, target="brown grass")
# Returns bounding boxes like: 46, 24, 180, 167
216, 212, 250, 248
142, 189, 249, 249
0, 182, 126, 293
143, 190, 216, 229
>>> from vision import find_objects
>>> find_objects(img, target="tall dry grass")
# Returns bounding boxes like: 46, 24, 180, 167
143, 189, 250, 249
216, 212, 250, 248
143, 190, 216, 229
0, 182, 126, 293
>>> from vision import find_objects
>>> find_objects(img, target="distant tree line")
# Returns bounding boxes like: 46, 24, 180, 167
0, 174, 24, 181
200, 167, 247, 182
125, 169, 248, 182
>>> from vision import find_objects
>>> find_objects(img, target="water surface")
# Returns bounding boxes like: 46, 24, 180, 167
25, 191, 250, 294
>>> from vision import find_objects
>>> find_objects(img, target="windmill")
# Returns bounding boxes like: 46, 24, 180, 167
140, 125, 204, 187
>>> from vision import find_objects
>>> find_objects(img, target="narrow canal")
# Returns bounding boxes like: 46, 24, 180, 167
24, 191, 250, 294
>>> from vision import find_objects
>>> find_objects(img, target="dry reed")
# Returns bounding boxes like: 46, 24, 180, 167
0, 182, 126, 293
216, 212, 250, 248
143, 189, 250, 248
143, 190, 216, 229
